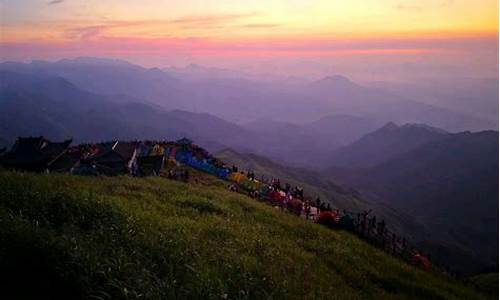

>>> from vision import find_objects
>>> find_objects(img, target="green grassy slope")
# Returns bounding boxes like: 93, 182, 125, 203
0, 171, 487, 300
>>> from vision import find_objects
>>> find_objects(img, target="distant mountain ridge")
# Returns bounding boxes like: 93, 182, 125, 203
366, 78, 499, 124
328, 122, 449, 168
0, 64, 384, 168
0, 70, 254, 151
1, 57, 496, 132
1, 69, 362, 167
324, 128, 499, 276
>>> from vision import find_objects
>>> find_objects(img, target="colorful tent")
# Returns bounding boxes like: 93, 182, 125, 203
239, 178, 262, 191
229, 172, 247, 183
317, 211, 340, 227
216, 168, 231, 179
269, 190, 285, 203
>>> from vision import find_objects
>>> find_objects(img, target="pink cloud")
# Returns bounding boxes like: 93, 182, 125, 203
65, 25, 110, 39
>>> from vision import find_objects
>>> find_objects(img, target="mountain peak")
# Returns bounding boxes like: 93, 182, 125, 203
319, 75, 352, 84
381, 122, 399, 130
330, 121, 450, 169
312, 75, 359, 90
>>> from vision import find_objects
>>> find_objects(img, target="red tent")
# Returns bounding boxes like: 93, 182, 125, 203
317, 211, 339, 227
269, 190, 285, 202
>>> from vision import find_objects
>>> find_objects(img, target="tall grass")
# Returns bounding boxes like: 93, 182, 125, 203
0, 171, 488, 299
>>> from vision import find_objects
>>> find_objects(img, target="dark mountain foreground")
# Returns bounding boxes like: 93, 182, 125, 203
0, 171, 491, 300
326, 129, 499, 276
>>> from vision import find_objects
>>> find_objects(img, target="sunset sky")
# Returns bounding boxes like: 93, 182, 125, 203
1, 0, 498, 80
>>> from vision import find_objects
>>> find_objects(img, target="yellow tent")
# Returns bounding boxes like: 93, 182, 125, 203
229, 172, 247, 183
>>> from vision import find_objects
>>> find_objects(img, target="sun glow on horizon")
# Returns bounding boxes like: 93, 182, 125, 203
0, 0, 498, 80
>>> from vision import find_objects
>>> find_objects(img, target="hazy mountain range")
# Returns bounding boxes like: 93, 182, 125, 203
0, 57, 498, 275
325, 124, 498, 275
367, 78, 499, 124
2, 57, 497, 168
0, 69, 378, 170
1, 57, 496, 131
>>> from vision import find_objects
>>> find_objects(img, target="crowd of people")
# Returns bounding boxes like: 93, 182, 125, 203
222, 170, 434, 271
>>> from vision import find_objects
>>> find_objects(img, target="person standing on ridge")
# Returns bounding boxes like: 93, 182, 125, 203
361, 210, 371, 236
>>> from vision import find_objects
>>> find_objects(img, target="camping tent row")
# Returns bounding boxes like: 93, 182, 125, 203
0, 138, 153, 176
0, 137, 228, 177
174, 150, 231, 179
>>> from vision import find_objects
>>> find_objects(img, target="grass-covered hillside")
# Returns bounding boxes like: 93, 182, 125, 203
0, 171, 489, 299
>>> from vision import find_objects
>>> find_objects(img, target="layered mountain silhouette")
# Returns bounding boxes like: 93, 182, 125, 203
0, 70, 253, 150
1, 57, 497, 276
1, 58, 496, 131
0, 67, 380, 167
367, 78, 499, 125
325, 125, 499, 275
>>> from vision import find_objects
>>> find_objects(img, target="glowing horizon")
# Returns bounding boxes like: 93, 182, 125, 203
0, 0, 498, 80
